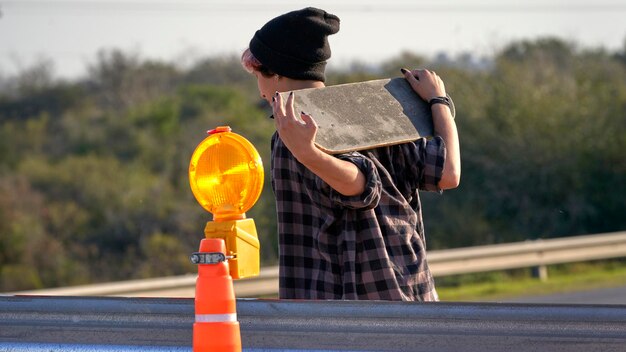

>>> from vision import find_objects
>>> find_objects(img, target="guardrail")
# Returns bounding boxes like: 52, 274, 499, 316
8, 231, 626, 298
1, 296, 625, 351
428, 230, 626, 277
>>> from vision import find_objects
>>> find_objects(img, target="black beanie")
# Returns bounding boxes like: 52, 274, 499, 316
249, 7, 340, 82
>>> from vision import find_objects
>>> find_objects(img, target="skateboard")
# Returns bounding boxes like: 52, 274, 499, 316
280, 77, 455, 155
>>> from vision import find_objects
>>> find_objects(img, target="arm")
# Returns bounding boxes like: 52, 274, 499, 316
272, 91, 366, 196
402, 69, 461, 189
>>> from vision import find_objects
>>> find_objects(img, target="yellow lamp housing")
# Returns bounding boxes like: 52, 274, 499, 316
189, 126, 263, 279
203, 218, 260, 279
189, 126, 264, 220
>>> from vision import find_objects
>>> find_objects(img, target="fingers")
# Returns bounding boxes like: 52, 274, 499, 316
273, 91, 307, 131
401, 68, 420, 92
272, 91, 285, 118
272, 93, 318, 158
300, 111, 318, 131
402, 68, 440, 81
285, 91, 298, 123
401, 68, 446, 101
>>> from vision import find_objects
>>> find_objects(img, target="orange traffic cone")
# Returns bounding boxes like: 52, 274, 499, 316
192, 238, 242, 352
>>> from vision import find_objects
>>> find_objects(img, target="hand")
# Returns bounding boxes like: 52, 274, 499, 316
401, 68, 447, 102
402, 68, 460, 189
272, 91, 318, 162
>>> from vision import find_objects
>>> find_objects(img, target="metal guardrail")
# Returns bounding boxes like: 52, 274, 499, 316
1, 296, 625, 351
427, 230, 626, 276
9, 231, 626, 298
7, 266, 278, 298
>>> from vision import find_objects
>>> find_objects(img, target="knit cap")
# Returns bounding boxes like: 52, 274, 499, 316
249, 7, 340, 82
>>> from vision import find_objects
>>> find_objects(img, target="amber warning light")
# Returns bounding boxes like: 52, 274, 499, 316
188, 126, 263, 279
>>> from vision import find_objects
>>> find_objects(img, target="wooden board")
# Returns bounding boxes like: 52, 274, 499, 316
280, 77, 455, 154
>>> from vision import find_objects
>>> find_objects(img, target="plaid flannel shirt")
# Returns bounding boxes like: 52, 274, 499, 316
270, 131, 446, 301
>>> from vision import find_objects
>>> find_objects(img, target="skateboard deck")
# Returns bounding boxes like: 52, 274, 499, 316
280, 77, 455, 155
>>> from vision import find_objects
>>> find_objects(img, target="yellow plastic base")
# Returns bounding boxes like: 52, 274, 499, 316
204, 219, 260, 279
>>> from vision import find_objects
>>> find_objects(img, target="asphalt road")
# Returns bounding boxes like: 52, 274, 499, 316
502, 285, 626, 305
2, 296, 626, 351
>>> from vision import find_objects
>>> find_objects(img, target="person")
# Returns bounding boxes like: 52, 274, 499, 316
241, 7, 460, 301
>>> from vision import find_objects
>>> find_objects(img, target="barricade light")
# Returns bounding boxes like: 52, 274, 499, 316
189, 126, 263, 279
189, 126, 264, 221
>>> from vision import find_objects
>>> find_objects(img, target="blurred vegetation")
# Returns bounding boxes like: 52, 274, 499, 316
1, 37, 625, 291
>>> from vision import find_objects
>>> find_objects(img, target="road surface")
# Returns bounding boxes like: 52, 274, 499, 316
502, 285, 626, 304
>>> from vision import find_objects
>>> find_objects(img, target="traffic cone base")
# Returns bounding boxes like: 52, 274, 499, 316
193, 322, 241, 352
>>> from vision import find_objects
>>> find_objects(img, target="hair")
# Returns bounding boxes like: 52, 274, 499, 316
241, 48, 276, 78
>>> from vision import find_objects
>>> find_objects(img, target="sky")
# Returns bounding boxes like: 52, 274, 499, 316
1, 0, 625, 80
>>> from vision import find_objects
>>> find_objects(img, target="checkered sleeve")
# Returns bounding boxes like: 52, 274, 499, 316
412, 136, 446, 193
321, 152, 382, 210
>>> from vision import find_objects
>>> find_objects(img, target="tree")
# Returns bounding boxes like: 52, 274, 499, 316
1, 38, 625, 291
